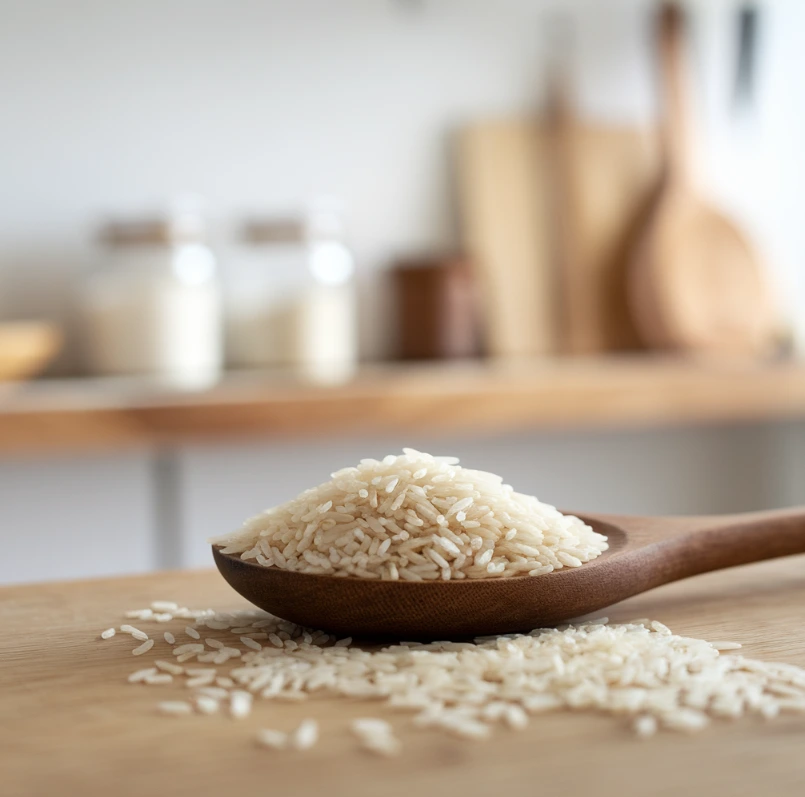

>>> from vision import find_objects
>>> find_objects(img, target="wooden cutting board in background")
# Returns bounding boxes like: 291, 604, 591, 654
556, 124, 661, 353
458, 120, 661, 356
458, 122, 554, 358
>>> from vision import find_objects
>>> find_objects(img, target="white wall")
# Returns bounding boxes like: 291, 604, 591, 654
2, 0, 804, 363
0, 452, 157, 583
0, 0, 553, 365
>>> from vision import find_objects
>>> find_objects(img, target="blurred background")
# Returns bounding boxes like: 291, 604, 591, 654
1, 0, 804, 584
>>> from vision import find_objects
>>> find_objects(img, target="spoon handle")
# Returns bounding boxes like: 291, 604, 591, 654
657, 2, 693, 186
617, 507, 805, 584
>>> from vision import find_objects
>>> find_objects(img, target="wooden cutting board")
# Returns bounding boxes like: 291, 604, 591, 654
554, 125, 661, 353
458, 121, 555, 358
458, 120, 660, 356
2, 558, 804, 797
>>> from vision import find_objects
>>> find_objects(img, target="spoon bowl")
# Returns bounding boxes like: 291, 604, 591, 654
213, 508, 804, 639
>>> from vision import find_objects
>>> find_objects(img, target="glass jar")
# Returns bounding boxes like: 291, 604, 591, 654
234, 202, 358, 381
83, 205, 222, 385
297, 203, 358, 381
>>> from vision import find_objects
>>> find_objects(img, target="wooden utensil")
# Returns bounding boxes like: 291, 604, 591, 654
213, 506, 805, 639
458, 119, 660, 357
627, 3, 776, 355
0, 322, 61, 382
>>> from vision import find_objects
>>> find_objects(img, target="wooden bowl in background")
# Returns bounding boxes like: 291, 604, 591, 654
0, 322, 62, 382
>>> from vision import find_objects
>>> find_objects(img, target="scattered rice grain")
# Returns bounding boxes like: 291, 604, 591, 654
132, 639, 155, 656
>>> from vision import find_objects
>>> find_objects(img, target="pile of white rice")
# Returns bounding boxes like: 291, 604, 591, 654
103, 602, 805, 754
212, 449, 608, 580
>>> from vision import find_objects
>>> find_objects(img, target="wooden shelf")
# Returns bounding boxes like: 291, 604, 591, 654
1, 356, 805, 455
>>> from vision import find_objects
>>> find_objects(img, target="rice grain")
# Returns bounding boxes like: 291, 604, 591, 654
212, 450, 607, 581
230, 690, 253, 719
290, 719, 319, 750
257, 729, 288, 750
132, 639, 155, 656
108, 596, 805, 751
120, 625, 148, 641
158, 701, 193, 716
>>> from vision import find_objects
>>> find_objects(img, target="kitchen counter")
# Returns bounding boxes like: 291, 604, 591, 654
2, 556, 804, 797
2, 356, 805, 454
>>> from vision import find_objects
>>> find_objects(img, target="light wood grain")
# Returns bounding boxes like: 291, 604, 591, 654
459, 121, 556, 357
627, 4, 777, 355
554, 124, 660, 353
460, 115, 662, 357
1, 558, 804, 797
544, 71, 660, 354
2, 358, 805, 454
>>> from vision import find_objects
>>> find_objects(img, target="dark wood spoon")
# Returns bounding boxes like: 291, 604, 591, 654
213, 508, 805, 640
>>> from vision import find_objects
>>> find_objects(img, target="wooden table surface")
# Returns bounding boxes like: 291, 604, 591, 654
2, 557, 804, 797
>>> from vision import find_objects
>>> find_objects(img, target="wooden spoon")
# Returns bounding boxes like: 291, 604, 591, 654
627, 3, 776, 355
213, 507, 805, 640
